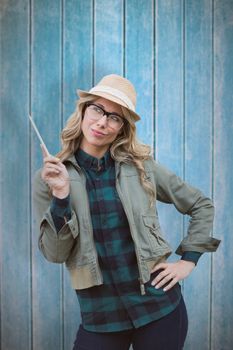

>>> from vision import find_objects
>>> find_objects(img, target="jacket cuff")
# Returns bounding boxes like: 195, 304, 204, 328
39, 210, 80, 262
181, 251, 202, 265
50, 195, 72, 233
175, 236, 221, 256
41, 207, 79, 240
51, 194, 71, 217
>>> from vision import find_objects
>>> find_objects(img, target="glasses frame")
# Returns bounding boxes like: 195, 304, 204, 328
85, 102, 124, 128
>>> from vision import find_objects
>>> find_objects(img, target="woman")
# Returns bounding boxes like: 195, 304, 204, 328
33, 74, 220, 350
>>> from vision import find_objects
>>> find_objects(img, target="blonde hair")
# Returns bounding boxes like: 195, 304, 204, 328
56, 96, 156, 205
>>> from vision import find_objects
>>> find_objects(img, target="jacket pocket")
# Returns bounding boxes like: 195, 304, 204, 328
142, 215, 169, 248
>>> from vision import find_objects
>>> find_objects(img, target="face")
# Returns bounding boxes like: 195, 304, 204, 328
80, 97, 124, 158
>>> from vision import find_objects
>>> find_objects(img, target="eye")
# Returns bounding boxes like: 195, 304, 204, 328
92, 105, 103, 114
109, 114, 123, 123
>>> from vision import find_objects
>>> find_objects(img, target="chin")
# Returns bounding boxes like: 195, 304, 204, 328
87, 140, 110, 150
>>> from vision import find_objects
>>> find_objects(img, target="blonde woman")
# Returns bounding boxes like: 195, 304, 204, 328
33, 74, 220, 350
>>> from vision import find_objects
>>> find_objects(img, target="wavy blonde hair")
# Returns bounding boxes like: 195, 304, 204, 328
56, 96, 156, 205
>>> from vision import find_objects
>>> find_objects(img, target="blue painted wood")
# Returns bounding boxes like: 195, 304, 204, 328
63, 0, 94, 122
94, 0, 124, 83
0, 2, 31, 349
183, 1, 213, 349
63, 1, 94, 348
124, 1, 155, 334
125, 0, 154, 147
156, 0, 184, 260
212, 1, 233, 349
31, 1, 63, 349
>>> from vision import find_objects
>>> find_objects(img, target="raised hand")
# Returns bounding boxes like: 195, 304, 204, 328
40, 144, 70, 198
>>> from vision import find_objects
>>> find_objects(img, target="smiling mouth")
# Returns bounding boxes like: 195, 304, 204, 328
91, 129, 107, 136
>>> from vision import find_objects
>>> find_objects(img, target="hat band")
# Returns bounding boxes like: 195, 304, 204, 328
89, 85, 135, 111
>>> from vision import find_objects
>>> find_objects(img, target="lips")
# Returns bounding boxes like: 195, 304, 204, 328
91, 129, 107, 137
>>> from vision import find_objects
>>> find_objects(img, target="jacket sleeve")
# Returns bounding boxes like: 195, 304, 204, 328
152, 162, 221, 255
32, 169, 79, 263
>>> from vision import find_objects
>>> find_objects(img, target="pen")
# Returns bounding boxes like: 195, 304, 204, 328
28, 114, 50, 156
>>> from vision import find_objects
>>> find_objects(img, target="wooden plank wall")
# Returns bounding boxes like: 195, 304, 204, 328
0, 1, 232, 349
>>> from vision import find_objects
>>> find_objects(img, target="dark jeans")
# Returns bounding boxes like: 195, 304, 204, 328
73, 295, 188, 350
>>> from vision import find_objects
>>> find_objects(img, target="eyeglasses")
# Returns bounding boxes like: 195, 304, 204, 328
85, 103, 124, 129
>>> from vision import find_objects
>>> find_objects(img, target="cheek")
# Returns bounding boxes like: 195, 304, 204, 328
81, 118, 90, 134
107, 130, 122, 143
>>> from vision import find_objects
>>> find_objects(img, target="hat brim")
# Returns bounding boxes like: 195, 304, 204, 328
77, 89, 140, 122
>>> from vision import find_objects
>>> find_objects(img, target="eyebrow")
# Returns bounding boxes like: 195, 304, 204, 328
94, 103, 123, 117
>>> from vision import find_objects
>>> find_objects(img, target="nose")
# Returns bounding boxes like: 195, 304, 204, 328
96, 114, 108, 127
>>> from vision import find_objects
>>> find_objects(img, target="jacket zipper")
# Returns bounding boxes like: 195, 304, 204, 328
139, 281, 145, 295
79, 169, 103, 285
115, 176, 146, 296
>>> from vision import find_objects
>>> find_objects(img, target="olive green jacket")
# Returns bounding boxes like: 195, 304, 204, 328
33, 156, 220, 295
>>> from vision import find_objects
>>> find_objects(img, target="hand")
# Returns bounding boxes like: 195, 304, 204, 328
40, 144, 70, 198
150, 260, 195, 292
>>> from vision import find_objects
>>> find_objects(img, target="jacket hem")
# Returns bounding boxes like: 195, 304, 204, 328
68, 264, 103, 290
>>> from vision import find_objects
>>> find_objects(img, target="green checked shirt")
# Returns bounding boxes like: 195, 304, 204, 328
50, 149, 201, 333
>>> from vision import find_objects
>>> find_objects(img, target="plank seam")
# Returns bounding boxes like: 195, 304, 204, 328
153, 0, 156, 159
92, 0, 95, 85
155, 0, 158, 161
0, 5, 2, 345
123, 0, 125, 77
182, 0, 186, 296
29, 0, 33, 348
61, 0, 65, 349
210, 0, 215, 348
0, 3, 2, 344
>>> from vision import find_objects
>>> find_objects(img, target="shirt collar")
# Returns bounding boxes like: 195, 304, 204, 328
75, 148, 114, 172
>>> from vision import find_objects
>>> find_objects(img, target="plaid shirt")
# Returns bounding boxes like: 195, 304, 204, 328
51, 149, 201, 332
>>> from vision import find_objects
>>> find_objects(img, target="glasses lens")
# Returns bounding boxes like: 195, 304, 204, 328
108, 114, 124, 128
87, 104, 104, 118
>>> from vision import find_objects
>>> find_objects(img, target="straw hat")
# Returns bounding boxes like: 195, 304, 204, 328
77, 74, 140, 121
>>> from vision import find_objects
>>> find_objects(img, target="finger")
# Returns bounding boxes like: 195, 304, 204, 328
163, 278, 178, 292
154, 274, 175, 289
44, 163, 62, 172
44, 168, 60, 176
42, 167, 61, 179
151, 269, 171, 286
43, 155, 61, 164
151, 263, 168, 273
56, 161, 66, 170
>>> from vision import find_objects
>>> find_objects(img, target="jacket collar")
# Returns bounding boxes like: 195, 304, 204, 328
74, 148, 113, 172
64, 149, 115, 173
